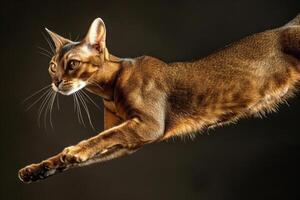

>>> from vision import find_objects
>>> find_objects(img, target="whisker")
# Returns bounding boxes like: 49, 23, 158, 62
37, 90, 53, 127
77, 94, 85, 126
43, 91, 54, 129
82, 89, 101, 110
49, 92, 56, 128
72, 94, 76, 113
78, 91, 95, 130
37, 46, 53, 56
25, 88, 51, 111
42, 32, 55, 54
23, 85, 51, 103
74, 93, 85, 126
38, 50, 52, 57
88, 81, 104, 91
73, 93, 80, 124
75, 34, 80, 42
37, 51, 52, 58
73, 94, 81, 125
56, 93, 60, 110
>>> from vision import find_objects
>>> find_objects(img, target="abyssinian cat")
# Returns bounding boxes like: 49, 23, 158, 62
19, 15, 300, 183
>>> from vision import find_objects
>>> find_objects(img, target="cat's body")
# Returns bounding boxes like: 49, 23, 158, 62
102, 24, 300, 139
19, 15, 300, 183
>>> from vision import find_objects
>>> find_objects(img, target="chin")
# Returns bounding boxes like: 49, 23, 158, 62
59, 90, 77, 96
52, 81, 87, 95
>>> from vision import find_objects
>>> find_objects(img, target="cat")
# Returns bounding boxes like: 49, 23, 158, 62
19, 14, 300, 183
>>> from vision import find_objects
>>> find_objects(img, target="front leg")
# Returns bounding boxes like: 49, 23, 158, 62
18, 118, 163, 183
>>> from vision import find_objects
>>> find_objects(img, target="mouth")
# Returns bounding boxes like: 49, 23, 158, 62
52, 81, 87, 95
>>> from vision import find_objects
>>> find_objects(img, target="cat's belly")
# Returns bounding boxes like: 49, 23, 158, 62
162, 81, 294, 140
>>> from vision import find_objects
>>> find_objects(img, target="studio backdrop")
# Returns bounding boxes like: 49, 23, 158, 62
1, 0, 300, 200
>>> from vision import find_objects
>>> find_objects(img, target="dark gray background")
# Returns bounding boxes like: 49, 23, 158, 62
1, 0, 300, 199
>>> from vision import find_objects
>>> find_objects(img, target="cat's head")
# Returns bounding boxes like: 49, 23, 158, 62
46, 18, 108, 95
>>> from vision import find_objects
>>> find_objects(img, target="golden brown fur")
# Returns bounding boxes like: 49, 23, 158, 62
19, 15, 300, 183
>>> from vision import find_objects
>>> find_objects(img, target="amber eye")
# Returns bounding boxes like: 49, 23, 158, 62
67, 60, 80, 71
49, 63, 56, 73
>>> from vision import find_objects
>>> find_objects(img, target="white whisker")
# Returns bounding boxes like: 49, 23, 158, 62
72, 94, 76, 113
25, 88, 51, 111
88, 81, 104, 91
75, 34, 80, 42
49, 92, 57, 128
23, 85, 51, 103
73, 94, 81, 125
73, 93, 80, 124
37, 46, 53, 56
37, 90, 53, 127
56, 93, 60, 110
43, 91, 54, 129
37, 51, 52, 58
78, 91, 95, 130
82, 89, 101, 110
74, 93, 85, 126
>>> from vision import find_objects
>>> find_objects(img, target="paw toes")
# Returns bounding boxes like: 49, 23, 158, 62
18, 161, 56, 183
60, 147, 86, 164
18, 167, 32, 183
65, 153, 81, 163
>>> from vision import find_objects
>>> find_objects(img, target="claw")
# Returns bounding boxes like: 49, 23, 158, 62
18, 168, 32, 183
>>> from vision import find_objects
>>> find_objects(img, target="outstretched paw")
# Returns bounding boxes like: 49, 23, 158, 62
18, 161, 54, 183
18, 141, 100, 183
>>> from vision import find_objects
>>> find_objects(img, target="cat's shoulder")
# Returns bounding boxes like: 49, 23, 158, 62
116, 55, 167, 90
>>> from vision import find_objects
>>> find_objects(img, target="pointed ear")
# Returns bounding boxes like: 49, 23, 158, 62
84, 18, 106, 51
45, 28, 72, 51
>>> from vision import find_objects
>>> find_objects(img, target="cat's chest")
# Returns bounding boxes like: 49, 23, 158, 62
103, 99, 117, 113
103, 99, 125, 118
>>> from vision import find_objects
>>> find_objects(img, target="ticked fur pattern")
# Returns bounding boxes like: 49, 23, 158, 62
19, 15, 300, 183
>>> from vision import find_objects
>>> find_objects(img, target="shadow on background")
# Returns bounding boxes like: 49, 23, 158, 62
1, 0, 300, 199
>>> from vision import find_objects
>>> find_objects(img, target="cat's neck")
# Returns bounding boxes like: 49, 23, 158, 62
85, 53, 123, 100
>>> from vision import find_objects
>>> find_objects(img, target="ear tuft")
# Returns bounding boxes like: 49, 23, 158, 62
84, 18, 106, 50
45, 28, 72, 51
